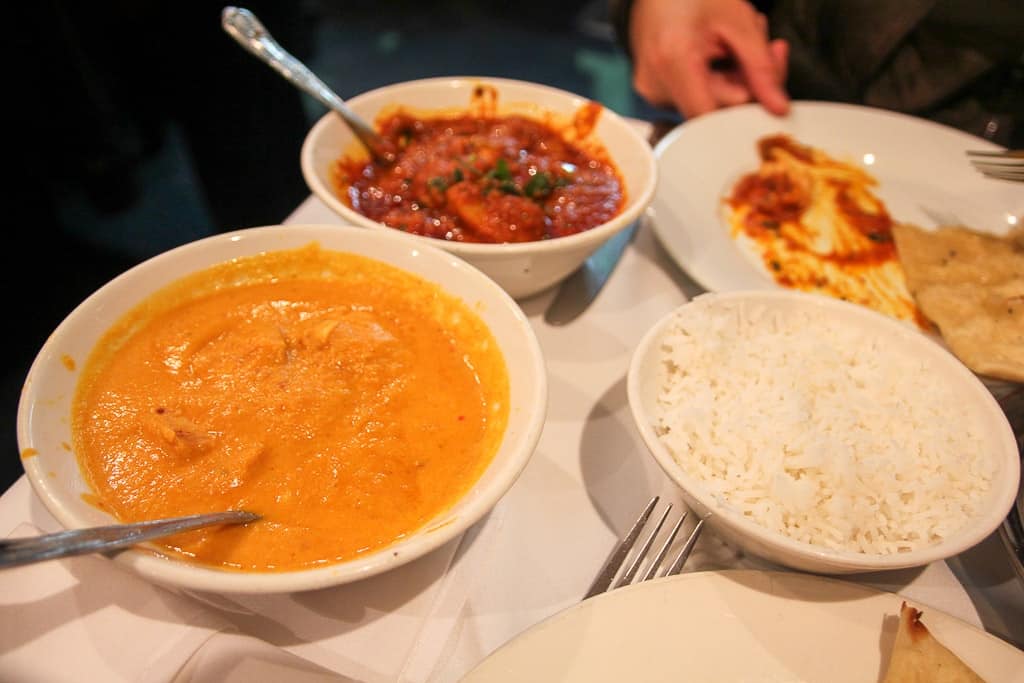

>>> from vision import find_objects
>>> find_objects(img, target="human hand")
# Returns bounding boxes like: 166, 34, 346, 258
628, 0, 789, 119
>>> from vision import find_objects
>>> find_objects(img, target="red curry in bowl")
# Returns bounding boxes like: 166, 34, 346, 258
331, 94, 626, 244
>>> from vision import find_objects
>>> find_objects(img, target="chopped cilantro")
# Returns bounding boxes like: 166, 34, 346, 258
524, 172, 552, 198
487, 158, 512, 181
524, 172, 572, 198
495, 158, 512, 180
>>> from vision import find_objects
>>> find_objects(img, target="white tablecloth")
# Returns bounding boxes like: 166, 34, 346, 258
2, 193, 1022, 682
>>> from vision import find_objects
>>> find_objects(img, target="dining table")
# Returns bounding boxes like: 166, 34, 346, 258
1, 118, 1022, 683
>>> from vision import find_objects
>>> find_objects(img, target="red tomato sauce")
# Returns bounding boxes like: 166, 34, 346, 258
331, 112, 625, 244
727, 135, 897, 269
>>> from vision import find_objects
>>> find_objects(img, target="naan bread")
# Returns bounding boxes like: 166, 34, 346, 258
892, 223, 1024, 382
882, 602, 985, 683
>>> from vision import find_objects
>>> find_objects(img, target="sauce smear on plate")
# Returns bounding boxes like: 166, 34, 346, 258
725, 134, 926, 328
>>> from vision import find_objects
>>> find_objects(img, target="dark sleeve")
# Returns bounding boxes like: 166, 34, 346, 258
774, 0, 1024, 144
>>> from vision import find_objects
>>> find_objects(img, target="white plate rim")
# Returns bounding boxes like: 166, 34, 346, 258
462, 569, 1024, 682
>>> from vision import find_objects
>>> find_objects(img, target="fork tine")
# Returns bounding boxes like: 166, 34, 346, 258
971, 158, 1024, 166
583, 496, 659, 599
613, 504, 673, 589
977, 170, 1024, 182
966, 149, 1024, 182
971, 162, 1024, 174
973, 167, 1024, 177
664, 517, 707, 576
967, 149, 1024, 159
971, 163, 1024, 175
970, 158, 1024, 169
640, 510, 687, 581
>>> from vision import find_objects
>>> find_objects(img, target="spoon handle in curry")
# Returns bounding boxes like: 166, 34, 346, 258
0, 510, 259, 569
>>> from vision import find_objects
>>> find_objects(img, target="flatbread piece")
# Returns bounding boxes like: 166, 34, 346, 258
882, 602, 985, 682
892, 223, 1024, 382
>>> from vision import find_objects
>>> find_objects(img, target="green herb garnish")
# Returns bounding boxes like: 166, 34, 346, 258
487, 158, 512, 181
523, 172, 552, 198
523, 172, 572, 199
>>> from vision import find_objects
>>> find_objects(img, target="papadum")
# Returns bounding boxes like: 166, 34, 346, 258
892, 223, 1024, 382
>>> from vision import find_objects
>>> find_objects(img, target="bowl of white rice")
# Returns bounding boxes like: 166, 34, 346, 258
627, 290, 1021, 574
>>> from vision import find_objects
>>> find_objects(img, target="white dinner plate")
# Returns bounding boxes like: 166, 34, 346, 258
461, 570, 1024, 682
648, 101, 1023, 294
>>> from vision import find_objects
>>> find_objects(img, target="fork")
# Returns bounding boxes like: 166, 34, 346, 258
583, 496, 706, 600
966, 149, 1024, 182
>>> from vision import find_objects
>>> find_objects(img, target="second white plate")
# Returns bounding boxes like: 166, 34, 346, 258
461, 570, 1024, 682
649, 101, 1023, 294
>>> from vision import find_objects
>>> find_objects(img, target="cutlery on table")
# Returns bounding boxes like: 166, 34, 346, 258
584, 495, 705, 599
0, 510, 259, 569
966, 149, 1024, 182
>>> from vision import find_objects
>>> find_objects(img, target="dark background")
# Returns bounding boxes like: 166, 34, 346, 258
6, 1, 662, 493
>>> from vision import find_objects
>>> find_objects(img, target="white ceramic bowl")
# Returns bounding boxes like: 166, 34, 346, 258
17, 224, 548, 593
301, 76, 657, 299
627, 290, 1020, 574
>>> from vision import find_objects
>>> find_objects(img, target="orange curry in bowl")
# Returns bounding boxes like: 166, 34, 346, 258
331, 87, 626, 244
71, 244, 509, 572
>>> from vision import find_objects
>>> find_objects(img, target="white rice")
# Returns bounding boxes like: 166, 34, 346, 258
651, 296, 993, 555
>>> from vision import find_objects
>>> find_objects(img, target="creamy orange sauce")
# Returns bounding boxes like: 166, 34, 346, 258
72, 244, 509, 571
20, 448, 38, 459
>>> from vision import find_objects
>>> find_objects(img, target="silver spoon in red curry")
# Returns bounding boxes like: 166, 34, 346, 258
332, 93, 626, 244
221, 6, 398, 165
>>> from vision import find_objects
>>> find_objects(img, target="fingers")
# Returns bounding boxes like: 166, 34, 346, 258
668, 52, 720, 118
719, 24, 790, 115
770, 38, 789, 85
627, 0, 791, 119
754, 11, 768, 33
709, 70, 754, 107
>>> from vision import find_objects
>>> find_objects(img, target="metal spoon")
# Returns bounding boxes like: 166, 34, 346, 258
221, 6, 396, 164
0, 510, 259, 569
